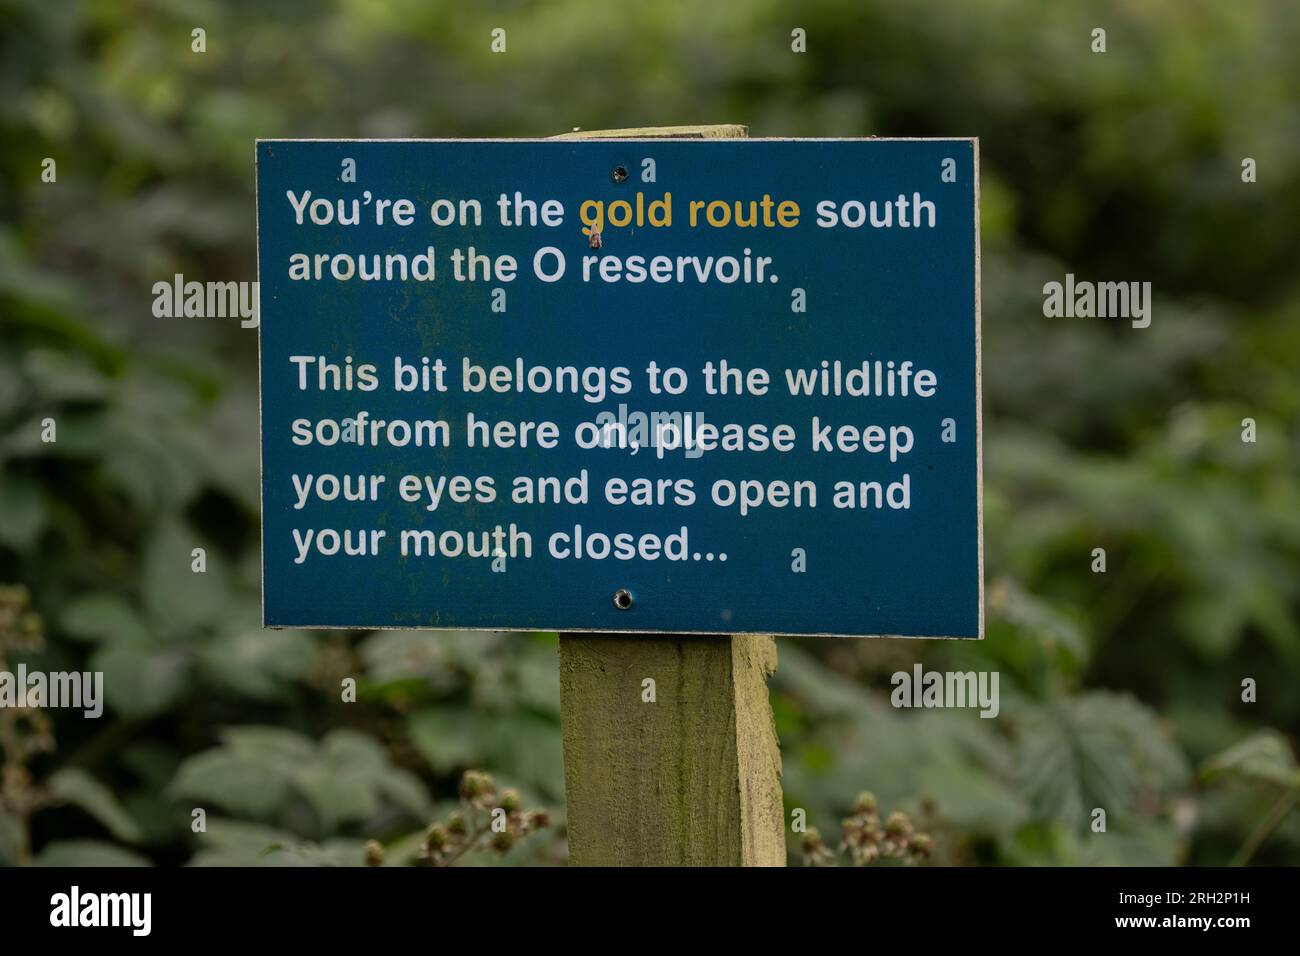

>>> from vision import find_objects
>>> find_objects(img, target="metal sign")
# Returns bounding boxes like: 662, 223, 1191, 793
257, 138, 981, 637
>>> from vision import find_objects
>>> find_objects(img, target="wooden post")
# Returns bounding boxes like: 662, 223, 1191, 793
559, 633, 784, 866
555, 124, 785, 866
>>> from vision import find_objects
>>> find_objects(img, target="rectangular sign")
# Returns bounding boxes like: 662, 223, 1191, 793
257, 138, 982, 637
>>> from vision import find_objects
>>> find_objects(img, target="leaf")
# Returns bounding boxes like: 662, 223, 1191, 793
481, 713, 565, 798
23, 348, 112, 403
1018, 692, 1190, 830
0, 472, 47, 549
1005, 819, 1183, 866
90, 642, 189, 718
140, 518, 233, 635
220, 725, 317, 763
47, 768, 144, 843
410, 706, 568, 797
291, 730, 420, 829
375, 768, 434, 821
408, 709, 486, 773
358, 630, 467, 692
172, 727, 425, 831
919, 761, 1032, 836
198, 627, 315, 699
319, 728, 387, 773
988, 577, 1087, 662
257, 839, 369, 867
513, 643, 561, 715
187, 819, 301, 867
1202, 731, 1300, 788
291, 766, 379, 831
34, 840, 151, 867
170, 749, 294, 820
0, 810, 22, 865
1075, 822, 1185, 866
59, 593, 150, 644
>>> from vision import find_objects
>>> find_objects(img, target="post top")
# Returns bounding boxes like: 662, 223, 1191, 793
551, 124, 748, 140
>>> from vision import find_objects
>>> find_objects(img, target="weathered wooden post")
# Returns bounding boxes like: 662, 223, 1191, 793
559, 631, 784, 866
554, 125, 786, 867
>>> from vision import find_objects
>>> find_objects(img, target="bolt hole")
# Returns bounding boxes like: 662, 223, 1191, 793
611, 165, 629, 184
613, 588, 633, 610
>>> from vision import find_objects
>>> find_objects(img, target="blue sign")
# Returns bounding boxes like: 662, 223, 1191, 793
257, 138, 981, 637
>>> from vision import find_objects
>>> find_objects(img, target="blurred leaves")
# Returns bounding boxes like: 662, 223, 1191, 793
187, 819, 357, 868
171, 726, 433, 833
1202, 732, 1300, 789
1018, 692, 1189, 830
47, 767, 144, 844
34, 840, 150, 867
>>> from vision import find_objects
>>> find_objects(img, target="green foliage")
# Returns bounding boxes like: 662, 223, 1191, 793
171, 726, 426, 829
1203, 732, 1300, 789
0, 0, 1297, 866
190, 820, 364, 868
47, 768, 144, 844
34, 840, 151, 867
